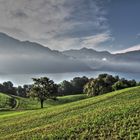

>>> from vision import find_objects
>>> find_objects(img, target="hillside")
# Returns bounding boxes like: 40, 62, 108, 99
0, 87, 140, 139
0, 93, 88, 110
0, 93, 16, 110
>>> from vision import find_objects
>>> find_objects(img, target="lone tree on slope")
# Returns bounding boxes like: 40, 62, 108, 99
29, 77, 58, 108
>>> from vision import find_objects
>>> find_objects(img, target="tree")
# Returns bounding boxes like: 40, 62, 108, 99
83, 78, 98, 96
17, 86, 24, 97
17, 85, 32, 98
112, 80, 126, 90
2, 81, 16, 95
23, 85, 32, 95
112, 79, 137, 91
128, 80, 137, 87
71, 76, 89, 94
84, 74, 121, 96
28, 77, 58, 108
58, 77, 89, 95
137, 82, 140, 86
0, 84, 4, 93
58, 80, 73, 95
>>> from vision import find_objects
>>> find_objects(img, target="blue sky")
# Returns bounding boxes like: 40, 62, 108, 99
107, 0, 140, 52
0, 0, 139, 52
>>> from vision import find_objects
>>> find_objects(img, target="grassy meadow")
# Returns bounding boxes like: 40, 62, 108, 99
0, 87, 140, 139
0, 93, 15, 111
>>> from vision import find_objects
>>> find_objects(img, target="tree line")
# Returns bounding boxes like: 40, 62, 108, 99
0, 74, 140, 108
0, 81, 32, 97
84, 74, 138, 96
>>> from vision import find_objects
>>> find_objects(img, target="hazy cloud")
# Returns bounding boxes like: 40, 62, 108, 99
81, 32, 113, 48
0, 0, 110, 50
113, 44, 140, 54
11, 9, 29, 19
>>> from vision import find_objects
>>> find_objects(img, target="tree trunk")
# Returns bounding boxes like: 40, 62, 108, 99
40, 99, 44, 108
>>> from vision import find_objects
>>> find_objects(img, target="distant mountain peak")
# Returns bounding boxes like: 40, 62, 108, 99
0, 32, 11, 37
63, 47, 111, 54
0, 32, 19, 42
80, 47, 97, 52
80, 47, 94, 50
0, 32, 52, 52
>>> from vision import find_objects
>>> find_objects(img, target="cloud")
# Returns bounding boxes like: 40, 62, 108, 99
113, 44, 140, 54
11, 9, 29, 19
81, 32, 113, 48
0, 0, 110, 50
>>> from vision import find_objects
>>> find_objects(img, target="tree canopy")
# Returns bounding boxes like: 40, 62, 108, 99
28, 77, 58, 108
58, 76, 89, 95
84, 74, 137, 97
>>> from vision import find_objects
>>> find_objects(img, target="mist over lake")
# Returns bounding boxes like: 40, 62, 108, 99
0, 71, 140, 86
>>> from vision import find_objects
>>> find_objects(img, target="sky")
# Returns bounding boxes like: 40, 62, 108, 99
0, 0, 140, 52
0, 0, 140, 85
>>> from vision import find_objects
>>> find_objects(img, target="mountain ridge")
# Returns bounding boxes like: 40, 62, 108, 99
1, 32, 140, 55
0, 32, 140, 74
0, 32, 91, 74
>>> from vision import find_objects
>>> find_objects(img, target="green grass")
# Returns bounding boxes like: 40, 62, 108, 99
0, 87, 140, 139
0, 93, 14, 110
13, 94, 88, 110
0, 93, 88, 111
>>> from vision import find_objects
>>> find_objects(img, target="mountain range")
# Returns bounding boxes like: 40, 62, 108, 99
0, 32, 140, 74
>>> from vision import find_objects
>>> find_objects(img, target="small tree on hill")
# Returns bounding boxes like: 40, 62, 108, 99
28, 77, 58, 108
